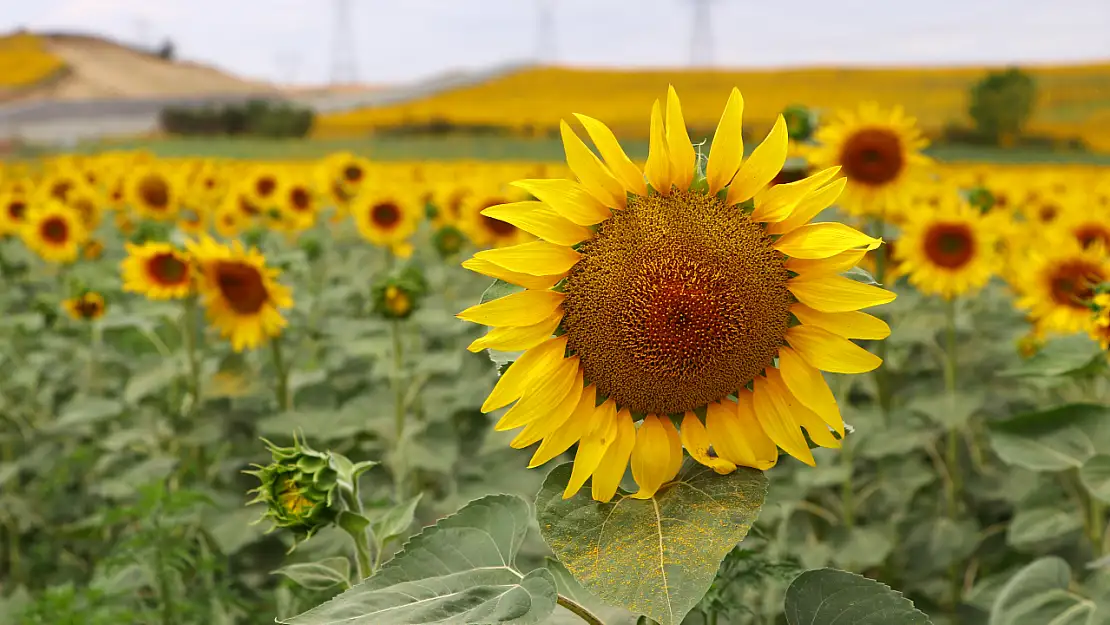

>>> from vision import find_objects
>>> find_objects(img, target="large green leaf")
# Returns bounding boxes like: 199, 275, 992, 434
280, 494, 557, 625
988, 405, 1105, 472
536, 460, 767, 625
989, 557, 1096, 625
1007, 507, 1084, 548
998, 334, 1103, 378
783, 568, 931, 624
1081, 455, 1110, 504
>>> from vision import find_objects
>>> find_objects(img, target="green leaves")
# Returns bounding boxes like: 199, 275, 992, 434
280, 494, 558, 625
999, 334, 1103, 378
274, 558, 351, 590
989, 557, 1097, 625
988, 404, 1110, 472
783, 568, 932, 625
1080, 455, 1110, 504
536, 460, 767, 625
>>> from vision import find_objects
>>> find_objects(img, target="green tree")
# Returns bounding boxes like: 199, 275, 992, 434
968, 67, 1036, 146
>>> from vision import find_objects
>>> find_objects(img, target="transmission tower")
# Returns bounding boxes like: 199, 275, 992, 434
330, 0, 358, 84
687, 0, 717, 67
535, 0, 556, 64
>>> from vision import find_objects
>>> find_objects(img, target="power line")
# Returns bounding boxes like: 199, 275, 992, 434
330, 0, 358, 84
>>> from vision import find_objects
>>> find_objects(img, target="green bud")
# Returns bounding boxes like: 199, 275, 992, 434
432, 225, 465, 258
965, 186, 995, 213
782, 105, 815, 142
371, 263, 429, 320
424, 202, 440, 221
245, 434, 341, 544
300, 236, 323, 262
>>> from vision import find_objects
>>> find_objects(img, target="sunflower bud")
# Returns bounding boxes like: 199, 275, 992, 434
432, 225, 465, 258
245, 436, 341, 543
372, 264, 428, 320
1016, 332, 1044, 359
300, 236, 323, 262
782, 105, 816, 142
965, 187, 995, 213
62, 291, 106, 321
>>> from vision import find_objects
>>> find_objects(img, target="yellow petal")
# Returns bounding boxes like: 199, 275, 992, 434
467, 310, 563, 353
785, 249, 867, 276
457, 288, 565, 327
791, 303, 891, 340
680, 411, 737, 474
560, 120, 626, 209
630, 415, 678, 499
529, 384, 597, 467
474, 241, 581, 276
482, 336, 567, 413
661, 415, 683, 483
764, 367, 840, 449
788, 274, 897, 312
665, 86, 696, 191
481, 202, 593, 246
511, 368, 585, 448
768, 178, 847, 235
496, 356, 580, 431
461, 257, 565, 290
706, 399, 777, 470
592, 408, 637, 502
786, 325, 883, 374
706, 88, 744, 196
644, 100, 672, 195
777, 347, 844, 435
774, 222, 882, 259
750, 166, 841, 223
511, 179, 612, 226
734, 390, 780, 468
574, 114, 647, 196
564, 398, 617, 498
752, 375, 815, 466
726, 115, 788, 205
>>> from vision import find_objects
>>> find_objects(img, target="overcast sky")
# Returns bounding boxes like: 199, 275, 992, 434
5, 0, 1110, 86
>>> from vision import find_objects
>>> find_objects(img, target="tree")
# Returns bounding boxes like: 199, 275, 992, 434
968, 67, 1036, 147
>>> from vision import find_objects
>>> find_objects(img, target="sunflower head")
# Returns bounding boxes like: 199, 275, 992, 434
895, 193, 1002, 299
63, 291, 106, 321
21, 200, 89, 264
245, 435, 340, 543
352, 186, 421, 251
129, 167, 181, 221
372, 264, 428, 320
1015, 237, 1110, 336
458, 86, 895, 502
1090, 289, 1110, 351
121, 241, 195, 300
0, 192, 28, 236
83, 239, 105, 261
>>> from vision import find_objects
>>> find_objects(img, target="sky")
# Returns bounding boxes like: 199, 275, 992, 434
4, 0, 1110, 86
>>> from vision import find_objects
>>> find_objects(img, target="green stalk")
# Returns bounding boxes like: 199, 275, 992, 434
339, 486, 374, 581
2, 439, 21, 585
870, 219, 892, 426
181, 297, 202, 416
942, 297, 962, 613
390, 318, 407, 501
270, 338, 291, 411
1091, 498, 1107, 556
557, 596, 605, 625
85, 320, 102, 393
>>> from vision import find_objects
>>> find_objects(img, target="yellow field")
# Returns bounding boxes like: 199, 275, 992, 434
0, 32, 67, 90
315, 65, 1110, 150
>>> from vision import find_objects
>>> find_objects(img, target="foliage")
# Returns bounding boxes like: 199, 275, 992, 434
160, 100, 315, 138
969, 68, 1038, 146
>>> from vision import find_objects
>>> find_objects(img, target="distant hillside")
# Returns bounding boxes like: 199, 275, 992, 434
314, 64, 1110, 151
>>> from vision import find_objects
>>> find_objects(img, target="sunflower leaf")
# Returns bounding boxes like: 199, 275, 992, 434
536, 459, 767, 625
783, 568, 932, 624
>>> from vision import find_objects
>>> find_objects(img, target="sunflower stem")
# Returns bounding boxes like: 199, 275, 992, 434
557, 595, 605, 625
942, 297, 963, 613
869, 218, 892, 426
339, 486, 374, 581
270, 338, 291, 411
181, 296, 202, 416
389, 317, 407, 501
1, 439, 22, 586
85, 320, 102, 393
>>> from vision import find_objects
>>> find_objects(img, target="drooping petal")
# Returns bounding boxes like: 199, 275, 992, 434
561, 120, 626, 209
644, 100, 673, 195
750, 166, 842, 223
768, 178, 847, 235
764, 367, 840, 449
734, 391, 780, 468
574, 114, 647, 196
665, 85, 697, 191
474, 241, 582, 276
706, 399, 777, 470
480, 202, 593, 246
791, 303, 891, 340
467, 310, 563, 353
752, 375, 815, 466
788, 274, 897, 312
496, 356, 581, 431
726, 115, 788, 205
510, 179, 612, 226
706, 88, 744, 195
775, 222, 882, 259
786, 325, 883, 374
529, 384, 598, 467
776, 347, 844, 435
457, 288, 565, 327
785, 249, 867, 276
592, 408, 637, 502
482, 336, 568, 413
461, 257, 565, 290
680, 411, 737, 474
564, 399, 618, 498
511, 368, 585, 448
630, 414, 680, 499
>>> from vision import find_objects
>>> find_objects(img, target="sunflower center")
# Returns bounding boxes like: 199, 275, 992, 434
1038, 204, 1059, 223
371, 202, 401, 228
256, 176, 277, 198
839, 128, 904, 186
51, 181, 72, 201
150, 253, 189, 285
1075, 224, 1110, 250
75, 297, 102, 319
138, 175, 170, 209
561, 190, 792, 415
41, 217, 69, 243
924, 223, 975, 269
343, 165, 364, 183
1048, 260, 1105, 310
214, 261, 269, 315
8, 200, 25, 220
482, 215, 516, 237
290, 188, 311, 211
771, 166, 809, 187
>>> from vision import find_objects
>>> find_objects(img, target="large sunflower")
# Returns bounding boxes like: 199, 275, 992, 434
895, 195, 1001, 299
1015, 238, 1110, 335
352, 186, 421, 258
21, 201, 88, 263
187, 237, 293, 352
457, 87, 896, 502
121, 242, 195, 300
808, 102, 930, 218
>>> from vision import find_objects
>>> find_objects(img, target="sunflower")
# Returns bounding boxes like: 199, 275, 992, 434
352, 186, 421, 258
457, 87, 895, 502
1015, 238, 1110, 335
63, 292, 106, 321
21, 201, 88, 263
187, 237, 293, 352
121, 241, 194, 300
37, 169, 85, 204
1055, 200, 1110, 251
244, 166, 282, 209
274, 177, 319, 232
895, 195, 1002, 299
1090, 291, 1110, 350
128, 167, 182, 221
0, 192, 28, 236
65, 184, 104, 232
808, 102, 930, 218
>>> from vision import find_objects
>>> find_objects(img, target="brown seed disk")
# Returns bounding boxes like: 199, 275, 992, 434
839, 128, 905, 186
214, 261, 269, 314
561, 190, 792, 415
923, 222, 976, 269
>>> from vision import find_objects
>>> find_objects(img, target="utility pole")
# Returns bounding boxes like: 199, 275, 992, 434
687, 0, 717, 67
536, 0, 556, 64
330, 0, 358, 84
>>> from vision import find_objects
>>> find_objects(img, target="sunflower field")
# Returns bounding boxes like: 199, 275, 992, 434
1, 88, 1109, 625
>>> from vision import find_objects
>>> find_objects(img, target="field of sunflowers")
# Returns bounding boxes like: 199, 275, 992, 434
1, 87, 1109, 625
